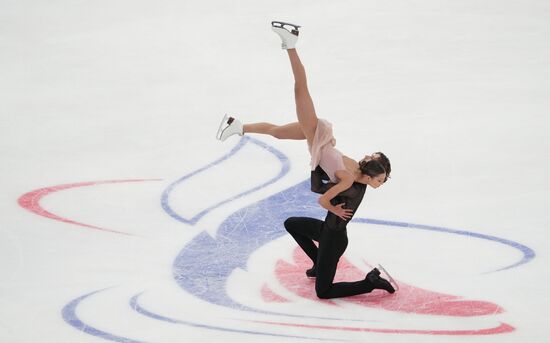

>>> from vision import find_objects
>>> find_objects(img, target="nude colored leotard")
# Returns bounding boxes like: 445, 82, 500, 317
308, 119, 346, 183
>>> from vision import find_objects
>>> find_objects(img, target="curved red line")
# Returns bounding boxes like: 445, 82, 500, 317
252, 320, 515, 335
18, 179, 162, 235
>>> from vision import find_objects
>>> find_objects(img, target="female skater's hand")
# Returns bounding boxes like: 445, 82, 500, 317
332, 203, 354, 221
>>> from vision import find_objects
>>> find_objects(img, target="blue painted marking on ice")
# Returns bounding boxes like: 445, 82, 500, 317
173, 179, 322, 311
129, 292, 348, 341
62, 289, 148, 343
352, 218, 536, 272
161, 136, 290, 225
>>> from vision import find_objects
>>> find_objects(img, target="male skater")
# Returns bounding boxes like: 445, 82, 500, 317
284, 166, 396, 299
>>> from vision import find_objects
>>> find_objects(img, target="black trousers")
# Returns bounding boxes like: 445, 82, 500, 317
284, 217, 374, 299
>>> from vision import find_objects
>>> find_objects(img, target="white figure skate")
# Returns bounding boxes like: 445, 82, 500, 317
216, 114, 243, 141
271, 21, 301, 49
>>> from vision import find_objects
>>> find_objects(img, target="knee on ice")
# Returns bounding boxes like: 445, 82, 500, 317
316, 291, 331, 299
315, 286, 331, 299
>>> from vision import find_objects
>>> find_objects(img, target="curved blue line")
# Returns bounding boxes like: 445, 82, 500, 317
161, 136, 290, 225
129, 292, 348, 342
352, 218, 536, 272
62, 289, 148, 343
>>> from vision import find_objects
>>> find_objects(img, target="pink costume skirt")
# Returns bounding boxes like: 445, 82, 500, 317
308, 119, 346, 183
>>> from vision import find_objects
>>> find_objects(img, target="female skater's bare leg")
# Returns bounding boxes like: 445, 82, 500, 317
243, 122, 306, 140
218, 23, 317, 143
287, 48, 318, 147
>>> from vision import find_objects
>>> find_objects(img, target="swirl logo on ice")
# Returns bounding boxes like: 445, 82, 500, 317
156, 137, 529, 338
18, 137, 535, 342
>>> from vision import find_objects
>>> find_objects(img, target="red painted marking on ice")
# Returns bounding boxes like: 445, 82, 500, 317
260, 283, 289, 303
275, 259, 336, 305
275, 247, 503, 316
251, 320, 514, 335
18, 179, 162, 235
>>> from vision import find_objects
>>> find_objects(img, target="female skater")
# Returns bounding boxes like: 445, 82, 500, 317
216, 21, 390, 221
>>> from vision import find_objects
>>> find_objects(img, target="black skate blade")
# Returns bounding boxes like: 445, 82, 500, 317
271, 21, 301, 30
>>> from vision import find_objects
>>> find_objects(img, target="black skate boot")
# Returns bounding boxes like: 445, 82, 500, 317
306, 265, 317, 278
366, 268, 395, 294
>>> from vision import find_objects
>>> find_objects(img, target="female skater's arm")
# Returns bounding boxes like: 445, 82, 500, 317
317, 170, 355, 220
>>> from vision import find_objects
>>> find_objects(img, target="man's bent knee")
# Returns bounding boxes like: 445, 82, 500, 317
284, 217, 299, 233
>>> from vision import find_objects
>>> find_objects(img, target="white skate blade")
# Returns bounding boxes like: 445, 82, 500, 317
216, 113, 229, 140
378, 264, 399, 292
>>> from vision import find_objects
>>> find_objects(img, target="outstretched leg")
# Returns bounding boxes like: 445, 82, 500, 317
243, 122, 306, 140
240, 48, 319, 142
287, 48, 318, 147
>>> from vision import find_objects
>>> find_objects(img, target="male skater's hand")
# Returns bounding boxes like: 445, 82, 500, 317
332, 203, 354, 221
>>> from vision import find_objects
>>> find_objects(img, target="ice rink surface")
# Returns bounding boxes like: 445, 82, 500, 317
1, 0, 549, 342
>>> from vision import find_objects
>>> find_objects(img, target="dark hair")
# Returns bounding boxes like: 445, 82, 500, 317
359, 159, 386, 178
374, 152, 391, 182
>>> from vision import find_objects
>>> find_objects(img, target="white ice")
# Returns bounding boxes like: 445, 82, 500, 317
1, 0, 549, 342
